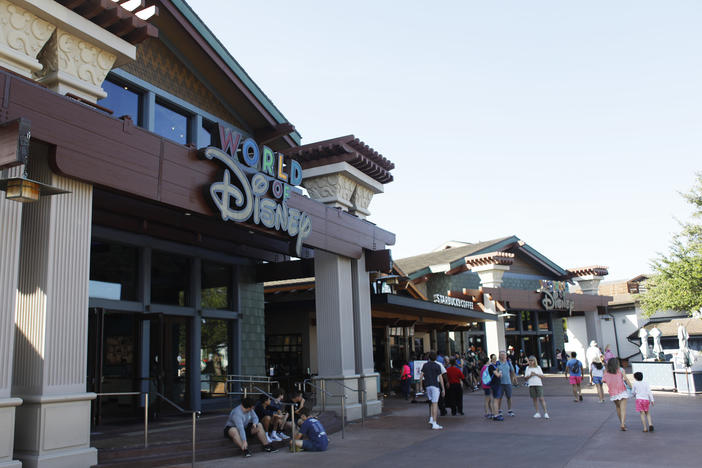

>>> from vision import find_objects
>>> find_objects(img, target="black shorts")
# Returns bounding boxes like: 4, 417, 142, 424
223, 423, 254, 440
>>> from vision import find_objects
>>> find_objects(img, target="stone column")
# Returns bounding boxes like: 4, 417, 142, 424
12, 143, 96, 468
351, 255, 381, 416
313, 250, 361, 420
0, 166, 23, 468
34, 28, 116, 102
0, 0, 55, 78
573, 275, 605, 348
474, 264, 510, 356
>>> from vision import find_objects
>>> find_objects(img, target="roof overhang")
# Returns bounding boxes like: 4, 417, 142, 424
371, 293, 496, 322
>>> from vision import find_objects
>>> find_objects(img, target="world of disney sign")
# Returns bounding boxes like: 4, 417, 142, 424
199, 126, 311, 256
537, 280, 574, 312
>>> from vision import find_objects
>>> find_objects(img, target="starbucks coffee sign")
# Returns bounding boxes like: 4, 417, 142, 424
433, 294, 474, 310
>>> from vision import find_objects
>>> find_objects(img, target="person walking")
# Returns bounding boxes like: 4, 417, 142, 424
632, 371, 655, 432
565, 351, 584, 402
604, 345, 614, 363
590, 356, 606, 403
446, 358, 465, 415
419, 351, 446, 430
400, 360, 412, 400
524, 355, 549, 419
495, 351, 517, 417
602, 357, 631, 431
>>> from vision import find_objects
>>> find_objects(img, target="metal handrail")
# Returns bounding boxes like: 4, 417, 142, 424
320, 379, 367, 426
95, 391, 199, 468
253, 386, 299, 454
302, 379, 347, 439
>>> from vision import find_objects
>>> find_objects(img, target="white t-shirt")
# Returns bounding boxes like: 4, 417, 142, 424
524, 366, 544, 386
590, 363, 604, 378
437, 362, 447, 374
632, 380, 654, 402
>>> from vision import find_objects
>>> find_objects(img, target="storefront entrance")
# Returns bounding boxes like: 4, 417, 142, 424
88, 310, 192, 424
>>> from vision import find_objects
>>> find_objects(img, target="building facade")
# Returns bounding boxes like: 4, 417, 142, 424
0, 1, 395, 467
395, 236, 612, 370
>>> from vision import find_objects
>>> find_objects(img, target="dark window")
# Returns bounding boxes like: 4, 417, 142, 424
198, 120, 215, 148
504, 315, 517, 332
266, 334, 303, 378
521, 311, 534, 331
151, 250, 191, 306
201, 262, 233, 310
98, 79, 141, 125
538, 312, 550, 331
155, 101, 188, 144
89, 240, 139, 301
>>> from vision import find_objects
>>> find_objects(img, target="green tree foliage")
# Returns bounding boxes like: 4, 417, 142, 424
640, 173, 702, 316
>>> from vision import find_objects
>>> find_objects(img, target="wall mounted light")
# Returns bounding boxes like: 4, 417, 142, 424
0, 118, 70, 203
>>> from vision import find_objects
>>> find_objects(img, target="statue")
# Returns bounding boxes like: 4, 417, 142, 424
638, 327, 650, 359
650, 326, 663, 359
677, 324, 689, 351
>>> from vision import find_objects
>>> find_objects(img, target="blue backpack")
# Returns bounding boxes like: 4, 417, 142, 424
481, 366, 492, 385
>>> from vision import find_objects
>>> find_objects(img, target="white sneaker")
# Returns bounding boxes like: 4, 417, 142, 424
429, 418, 435, 425
277, 433, 290, 440
533, 412, 541, 419
431, 423, 443, 430
544, 413, 550, 419
270, 433, 282, 442
266, 434, 273, 443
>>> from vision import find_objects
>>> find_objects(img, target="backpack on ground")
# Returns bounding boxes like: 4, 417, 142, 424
571, 360, 581, 374
481, 366, 492, 385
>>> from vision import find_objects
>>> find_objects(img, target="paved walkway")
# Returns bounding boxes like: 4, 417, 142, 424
171, 375, 701, 467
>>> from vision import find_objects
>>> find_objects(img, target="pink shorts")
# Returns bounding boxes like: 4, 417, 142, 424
635, 399, 651, 412
569, 376, 582, 385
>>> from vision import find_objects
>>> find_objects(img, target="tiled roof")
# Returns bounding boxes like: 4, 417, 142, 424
567, 265, 609, 278
283, 135, 394, 184
57, 0, 158, 45
394, 236, 514, 276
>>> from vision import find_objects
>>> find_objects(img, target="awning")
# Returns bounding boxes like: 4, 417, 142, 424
371, 293, 496, 323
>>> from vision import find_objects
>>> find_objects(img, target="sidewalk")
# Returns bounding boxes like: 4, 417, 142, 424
170, 375, 702, 467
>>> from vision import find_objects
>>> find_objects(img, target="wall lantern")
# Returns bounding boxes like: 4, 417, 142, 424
0, 118, 70, 203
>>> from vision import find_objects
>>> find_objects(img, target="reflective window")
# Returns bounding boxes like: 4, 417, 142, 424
201, 262, 233, 310
98, 79, 141, 125
538, 312, 550, 331
151, 251, 191, 306
521, 311, 534, 331
200, 319, 230, 399
155, 101, 188, 144
89, 241, 139, 301
504, 315, 517, 332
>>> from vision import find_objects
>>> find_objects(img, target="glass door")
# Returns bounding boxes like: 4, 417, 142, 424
150, 315, 190, 410
88, 309, 140, 424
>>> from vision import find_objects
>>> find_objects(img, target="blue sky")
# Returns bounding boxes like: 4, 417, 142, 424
188, 0, 701, 280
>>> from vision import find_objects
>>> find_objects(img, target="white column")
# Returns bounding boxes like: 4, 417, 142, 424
351, 255, 381, 417
313, 250, 361, 420
12, 144, 96, 468
0, 166, 23, 468
474, 264, 510, 356
574, 275, 605, 348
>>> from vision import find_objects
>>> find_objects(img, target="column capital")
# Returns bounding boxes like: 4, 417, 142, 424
472, 264, 510, 288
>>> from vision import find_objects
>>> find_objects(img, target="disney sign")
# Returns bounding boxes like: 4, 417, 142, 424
199, 126, 312, 256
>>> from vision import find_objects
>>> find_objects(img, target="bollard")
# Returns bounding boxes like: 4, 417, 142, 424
341, 395, 345, 440
191, 412, 196, 468
144, 393, 149, 448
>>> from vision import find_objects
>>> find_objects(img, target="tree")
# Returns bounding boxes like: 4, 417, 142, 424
640, 173, 702, 317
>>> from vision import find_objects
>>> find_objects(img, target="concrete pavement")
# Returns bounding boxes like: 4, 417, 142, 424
171, 375, 702, 467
